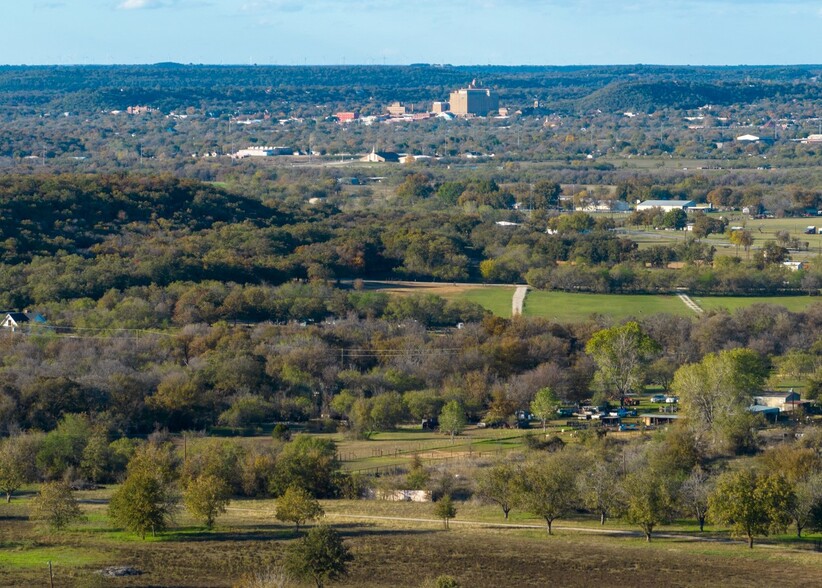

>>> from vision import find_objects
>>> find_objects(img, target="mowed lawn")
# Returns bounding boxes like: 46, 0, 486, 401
694, 296, 822, 313
523, 291, 691, 321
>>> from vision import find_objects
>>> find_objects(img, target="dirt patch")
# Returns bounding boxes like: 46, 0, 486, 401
362, 280, 485, 297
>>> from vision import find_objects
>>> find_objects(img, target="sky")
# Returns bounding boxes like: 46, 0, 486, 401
3, 1, 822, 66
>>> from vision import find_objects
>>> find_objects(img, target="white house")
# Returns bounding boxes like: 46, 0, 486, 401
1, 311, 47, 332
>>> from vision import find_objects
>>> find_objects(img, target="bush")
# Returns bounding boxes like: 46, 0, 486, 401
272, 423, 292, 441
524, 435, 566, 452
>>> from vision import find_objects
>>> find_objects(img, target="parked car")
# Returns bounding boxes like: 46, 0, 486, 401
556, 407, 575, 417
623, 398, 640, 407
650, 394, 666, 403
665, 396, 679, 404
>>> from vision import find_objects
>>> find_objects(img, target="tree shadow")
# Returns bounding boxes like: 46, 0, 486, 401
162, 522, 434, 543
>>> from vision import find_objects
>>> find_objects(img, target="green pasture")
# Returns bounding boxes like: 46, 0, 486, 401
452, 286, 515, 317
522, 291, 691, 321
0, 545, 108, 569
695, 295, 821, 313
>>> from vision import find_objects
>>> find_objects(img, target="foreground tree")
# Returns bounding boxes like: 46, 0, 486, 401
276, 485, 325, 531
475, 461, 521, 520
183, 473, 231, 529
29, 481, 84, 531
520, 453, 578, 535
679, 466, 713, 532
708, 469, 794, 548
622, 468, 676, 542
578, 456, 622, 526
433, 495, 457, 529
286, 525, 353, 588
110, 470, 178, 539
789, 472, 822, 538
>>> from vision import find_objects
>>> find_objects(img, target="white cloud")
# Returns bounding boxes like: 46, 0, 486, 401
119, 0, 161, 8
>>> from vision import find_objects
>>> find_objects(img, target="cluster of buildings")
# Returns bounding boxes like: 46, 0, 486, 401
334, 80, 503, 126
231, 146, 297, 159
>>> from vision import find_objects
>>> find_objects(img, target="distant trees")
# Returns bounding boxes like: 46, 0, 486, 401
586, 322, 660, 406
269, 435, 339, 498
438, 401, 467, 442
673, 348, 768, 454
530, 387, 560, 431
531, 180, 561, 210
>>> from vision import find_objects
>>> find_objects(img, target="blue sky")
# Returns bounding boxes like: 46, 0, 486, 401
4, 1, 821, 65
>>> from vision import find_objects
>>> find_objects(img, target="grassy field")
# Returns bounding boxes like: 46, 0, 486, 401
695, 295, 822, 313
325, 426, 537, 473
359, 281, 516, 317
453, 287, 516, 317
2, 491, 821, 588
523, 291, 691, 321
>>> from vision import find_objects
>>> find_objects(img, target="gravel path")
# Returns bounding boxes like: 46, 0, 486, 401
677, 293, 704, 314
512, 285, 528, 316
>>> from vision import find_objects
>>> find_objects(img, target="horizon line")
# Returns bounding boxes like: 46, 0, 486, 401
1, 62, 822, 69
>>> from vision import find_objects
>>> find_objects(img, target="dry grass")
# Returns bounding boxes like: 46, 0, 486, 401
2, 492, 822, 588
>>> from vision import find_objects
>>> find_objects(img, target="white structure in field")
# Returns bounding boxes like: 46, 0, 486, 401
636, 199, 695, 212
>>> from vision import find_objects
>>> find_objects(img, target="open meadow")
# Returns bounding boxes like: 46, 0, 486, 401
2, 486, 822, 588
522, 291, 691, 321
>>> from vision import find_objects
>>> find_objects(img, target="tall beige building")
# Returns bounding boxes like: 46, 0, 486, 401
448, 80, 499, 116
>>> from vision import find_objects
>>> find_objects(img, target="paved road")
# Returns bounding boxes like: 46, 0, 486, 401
512, 286, 528, 316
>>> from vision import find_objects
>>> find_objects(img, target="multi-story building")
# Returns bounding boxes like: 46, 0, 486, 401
448, 80, 499, 116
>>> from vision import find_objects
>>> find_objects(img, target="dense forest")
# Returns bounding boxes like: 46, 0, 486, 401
0, 174, 820, 317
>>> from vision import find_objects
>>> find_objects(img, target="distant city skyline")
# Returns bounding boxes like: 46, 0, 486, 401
4, 1, 821, 66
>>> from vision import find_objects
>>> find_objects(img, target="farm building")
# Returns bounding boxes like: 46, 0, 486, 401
361, 149, 401, 163
752, 391, 802, 412
636, 199, 695, 212
641, 413, 680, 427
